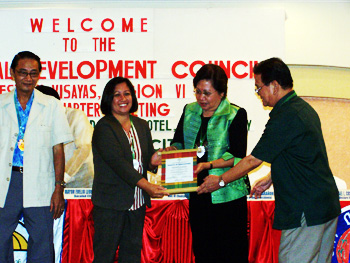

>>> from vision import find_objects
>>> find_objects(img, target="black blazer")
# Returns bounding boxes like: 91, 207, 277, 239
91, 114, 155, 210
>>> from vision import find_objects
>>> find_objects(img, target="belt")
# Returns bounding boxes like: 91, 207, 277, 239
12, 166, 23, 173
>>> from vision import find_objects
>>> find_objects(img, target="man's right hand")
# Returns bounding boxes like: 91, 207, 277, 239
250, 173, 273, 199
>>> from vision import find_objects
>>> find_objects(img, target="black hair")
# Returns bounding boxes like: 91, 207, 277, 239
36, 85, 60, 100
11, 51, 42, 72
253, 57, 293, 89
100, 77, 138, 115
193, 64, 228, 99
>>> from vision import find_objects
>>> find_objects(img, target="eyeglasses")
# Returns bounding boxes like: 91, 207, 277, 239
255, 83, 269, 94
255, 85, 263, 94
194, 89, 216, 98
16, 70, 39, 79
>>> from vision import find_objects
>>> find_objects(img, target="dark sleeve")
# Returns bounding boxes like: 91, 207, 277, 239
251, 110, 302, 163
92, 118, 144, 187
227, 107, 248, 159
170, 105, 186, 148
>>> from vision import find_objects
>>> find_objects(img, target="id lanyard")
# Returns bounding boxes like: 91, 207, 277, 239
128, 116, 140, 171
281, 91, 297, 106
129, 116, 136, 158
15, 109, 26, 151
14, 93, 32, 152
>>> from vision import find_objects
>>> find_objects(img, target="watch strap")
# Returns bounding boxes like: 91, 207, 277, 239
55, 180, 66, 188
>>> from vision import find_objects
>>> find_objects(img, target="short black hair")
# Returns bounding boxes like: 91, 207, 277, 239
11, 51, 42, 72
253, 57, 293, 89
36, 85, 60, 100
193, 64, 228, 99
100, 77, 138, 115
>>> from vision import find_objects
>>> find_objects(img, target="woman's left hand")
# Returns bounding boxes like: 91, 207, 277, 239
147, 183, 170, 198
137, 178, 169, 198
151, 149, 163, 167
197, 175, 220, 194
194, 162, 210, 174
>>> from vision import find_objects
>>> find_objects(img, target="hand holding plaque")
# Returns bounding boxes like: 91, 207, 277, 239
159, 148, 199, 194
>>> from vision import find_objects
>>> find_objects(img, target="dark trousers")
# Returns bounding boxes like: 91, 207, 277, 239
189, 193, 249, 263
0, 171, 54, 263
92, 204, 146, 263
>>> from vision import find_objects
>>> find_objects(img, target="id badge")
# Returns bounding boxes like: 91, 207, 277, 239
133, 159, 140, 170
197, 146, 205, 158
18, 139, 24, 151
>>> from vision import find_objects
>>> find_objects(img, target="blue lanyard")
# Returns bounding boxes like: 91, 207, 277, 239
14, 90, 34, 141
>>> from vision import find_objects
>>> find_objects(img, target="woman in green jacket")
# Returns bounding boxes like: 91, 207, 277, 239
169, 64, 250, 263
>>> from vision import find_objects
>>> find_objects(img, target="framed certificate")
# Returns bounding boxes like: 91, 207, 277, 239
160, 149, 198, 194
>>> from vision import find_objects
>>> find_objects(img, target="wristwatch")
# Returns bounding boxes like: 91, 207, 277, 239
218, 176, 226, 187
55, 180, 66, 188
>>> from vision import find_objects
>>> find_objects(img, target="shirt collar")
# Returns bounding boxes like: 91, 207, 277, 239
270, 90, 297, 116
14, 89, 35, 112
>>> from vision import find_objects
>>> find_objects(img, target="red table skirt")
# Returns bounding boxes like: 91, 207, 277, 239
61, 200, 350, 263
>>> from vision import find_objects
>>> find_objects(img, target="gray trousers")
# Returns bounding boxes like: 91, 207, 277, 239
0, 171, 54, 263
279, 213, 338, 263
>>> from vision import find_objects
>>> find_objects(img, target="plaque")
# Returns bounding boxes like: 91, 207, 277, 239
160, 149, 199, 194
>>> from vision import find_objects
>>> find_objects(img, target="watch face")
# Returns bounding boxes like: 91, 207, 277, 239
219, 180, 225, 187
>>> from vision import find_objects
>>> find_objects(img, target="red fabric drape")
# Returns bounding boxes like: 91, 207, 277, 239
61, 199, 94, 263
248, 201, 280, 263
61, 199, 281, 263
142, 200, 195, 263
